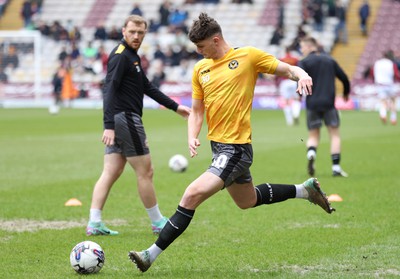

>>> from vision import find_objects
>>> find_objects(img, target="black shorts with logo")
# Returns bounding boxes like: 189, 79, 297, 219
207, 141, 253, 188
105, 112, 150, 157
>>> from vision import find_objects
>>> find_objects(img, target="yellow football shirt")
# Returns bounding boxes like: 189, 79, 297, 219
192, 46, 279, 144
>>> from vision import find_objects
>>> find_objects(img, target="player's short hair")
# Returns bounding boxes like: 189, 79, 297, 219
124, 15, 147, 29
300, 36, 318, 47
188, 13, 222, 43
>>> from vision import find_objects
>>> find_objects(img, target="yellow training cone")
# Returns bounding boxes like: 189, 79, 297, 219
328, 194, 343, 202
65, 198, 82, 206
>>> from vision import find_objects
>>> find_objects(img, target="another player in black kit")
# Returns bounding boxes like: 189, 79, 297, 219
299, 36, 350, 177
86, 15, 191, 236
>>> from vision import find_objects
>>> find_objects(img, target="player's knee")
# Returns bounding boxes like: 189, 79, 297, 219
234, 199, 255, 210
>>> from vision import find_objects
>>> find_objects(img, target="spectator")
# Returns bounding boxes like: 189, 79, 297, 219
151, 59, 166, 88
70, 42, 81, 61
34, 0, 43, 14
0, 0, 9, 17
140, 54, 150, 74
2, 45, 19, 69
158, 0, 171, 27
327, 0, 336, 17
169, 8, 188, 31
130, 3, 143, 16
69, 26, 82, 42
35, 20, 51, 36
153, 44, 166, 62
359, 0, 370, 36
58, 46, 68, 63
0, 66, 8, 83
311, 2, 324, 32
163, 46, 180, 66
148, 19, 160, 33
96, 45, 109, 74
94, 23, 107, 40
290, 25, 307, 52
334, 1, 348, 44
270, 26, 284, 45
50, 20, 69, 41
21, 0, 34, 28
83, 41, 97, 59
108, 25, 123, 41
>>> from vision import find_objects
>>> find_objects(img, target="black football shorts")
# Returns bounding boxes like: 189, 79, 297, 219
105, 111, 150, 157
207, 141, 253, 188
306, 108, 340, 130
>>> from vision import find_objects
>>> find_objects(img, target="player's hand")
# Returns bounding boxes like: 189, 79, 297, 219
297, 75, 313, 95
189, 138, 200, 158
102, 129, 115, 146
176, 105, 191, 119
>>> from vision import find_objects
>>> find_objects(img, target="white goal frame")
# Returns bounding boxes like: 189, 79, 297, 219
0, 30, 42, 96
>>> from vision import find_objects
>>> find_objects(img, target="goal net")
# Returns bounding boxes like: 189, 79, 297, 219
0, 30, 44, 106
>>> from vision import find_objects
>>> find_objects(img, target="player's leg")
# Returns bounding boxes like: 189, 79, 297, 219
116, 111, 167, 233
325, 108, 348, 177
280, 80, 294, 126
288, 81, 301, 125
327, 126, 347, 177
378, 86, 388, 124
129, 172, 224, 272
389, 95, 397, 125
306, 109, 322, 176
87, 153, 126, 236
127, 154, 167, 234
227, 178, 333, 214
291, 97, 302, 125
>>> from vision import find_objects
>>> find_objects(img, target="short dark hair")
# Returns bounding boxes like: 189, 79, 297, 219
300, 36, 318, 47
188, 13, 222, 43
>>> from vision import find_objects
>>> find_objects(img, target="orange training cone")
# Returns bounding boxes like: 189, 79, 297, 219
65, 198, 82, 206
328, 194, 343, 202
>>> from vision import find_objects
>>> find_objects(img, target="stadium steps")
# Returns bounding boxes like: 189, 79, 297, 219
0, 0, 24, 30
331, 0, 382, 82
83, 0, 117, 28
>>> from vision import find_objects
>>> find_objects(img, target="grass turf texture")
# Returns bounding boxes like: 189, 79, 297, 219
0, 108, 399, 278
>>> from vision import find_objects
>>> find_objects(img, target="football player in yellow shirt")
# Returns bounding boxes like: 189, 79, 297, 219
129, 13, 335, 272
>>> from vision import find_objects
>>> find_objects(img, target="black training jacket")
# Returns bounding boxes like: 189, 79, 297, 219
299, 51, 350, 111
103, 39, 178, 129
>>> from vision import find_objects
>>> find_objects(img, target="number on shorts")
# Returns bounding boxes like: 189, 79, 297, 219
211, 154, 228, 169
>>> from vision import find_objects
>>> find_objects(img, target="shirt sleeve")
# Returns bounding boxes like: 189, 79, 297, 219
103, 53, 127, 129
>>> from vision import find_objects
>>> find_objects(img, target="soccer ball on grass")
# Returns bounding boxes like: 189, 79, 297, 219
168, 154, 188, 172
70, 241, 105, 274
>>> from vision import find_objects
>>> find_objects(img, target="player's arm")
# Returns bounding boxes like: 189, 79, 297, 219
335, 62, 351, 101
274, 61, 313, 95
102, 54, 126, 146
188, 98, 204, 158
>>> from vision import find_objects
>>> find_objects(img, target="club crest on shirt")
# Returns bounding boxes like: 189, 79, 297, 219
228, 60, 239, 70
134, 61, 141, 73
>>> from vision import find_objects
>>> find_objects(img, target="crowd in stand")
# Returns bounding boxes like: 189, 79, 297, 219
3, 0, 399, 103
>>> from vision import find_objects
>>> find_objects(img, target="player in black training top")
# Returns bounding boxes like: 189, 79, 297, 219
299, 36, 350, 178
86, 15, 191, 237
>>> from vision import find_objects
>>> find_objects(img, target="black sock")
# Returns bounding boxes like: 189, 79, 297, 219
254, 183, 296, 207
331, 153, 340, 165
155, 205, 195, 250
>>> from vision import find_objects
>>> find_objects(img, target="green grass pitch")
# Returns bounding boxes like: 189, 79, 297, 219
0, 108, 399, 278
